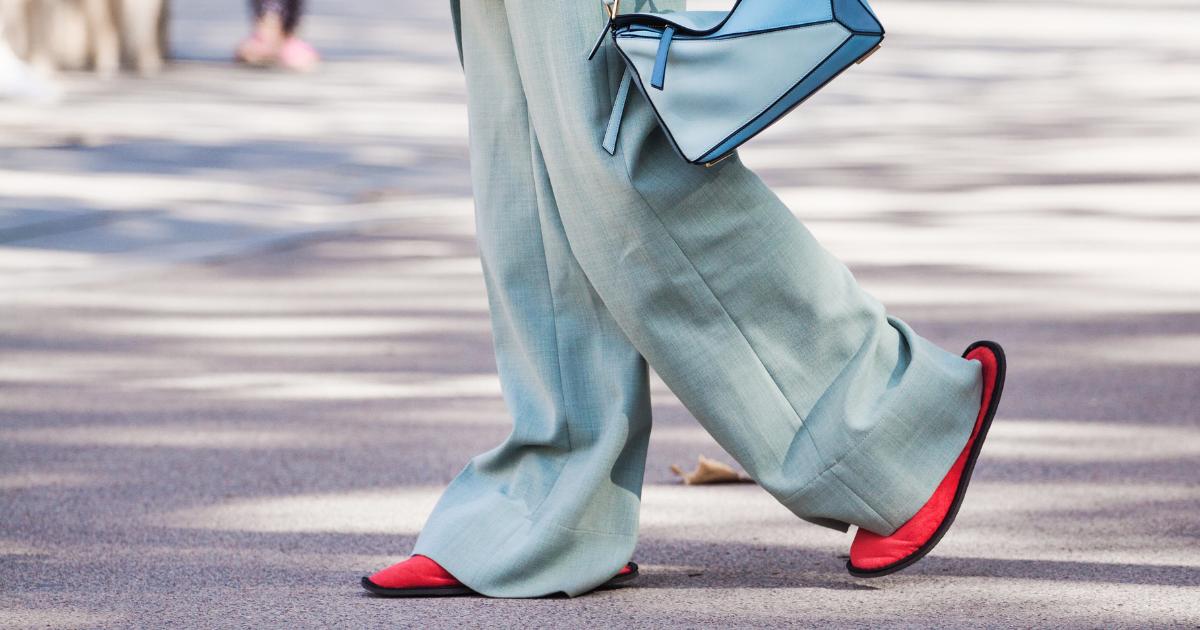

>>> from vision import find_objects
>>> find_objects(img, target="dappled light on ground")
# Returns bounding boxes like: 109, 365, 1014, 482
2, 0, 1198, 627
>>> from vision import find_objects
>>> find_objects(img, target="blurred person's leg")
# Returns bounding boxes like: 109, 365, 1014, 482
235, 0, 280, 65
82, 0, 119, 77
280, 0, 301, 34
250, 0, 300, 34
14, 0, 54, 73
377, 0, 655, 599
117, 0, 167, 75
498, 0, 986, 539
0, 0, 59, 102
0, 0, 38, 61
0, 0, 27, 56
266, 0, 315, 70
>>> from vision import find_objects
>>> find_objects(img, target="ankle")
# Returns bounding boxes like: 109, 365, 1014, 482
254, 13, 286, 47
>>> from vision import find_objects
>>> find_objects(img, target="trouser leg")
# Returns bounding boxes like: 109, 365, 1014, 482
500, 0, 983, 536
412, 0, 654, 598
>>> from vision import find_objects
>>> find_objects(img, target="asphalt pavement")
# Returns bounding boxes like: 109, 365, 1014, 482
1, 0, 1199, 627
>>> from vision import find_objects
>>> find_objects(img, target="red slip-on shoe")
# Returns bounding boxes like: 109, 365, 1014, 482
847, 340, 1006, 578
361, 555, 639, 597
361, 555, 472, 597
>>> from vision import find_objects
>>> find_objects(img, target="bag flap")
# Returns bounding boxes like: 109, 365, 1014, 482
614, 0, 854, 38
612, 10, 727, 36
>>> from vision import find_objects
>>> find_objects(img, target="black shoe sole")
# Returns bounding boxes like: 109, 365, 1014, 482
361, 562, 639, 597
846, 340, 1007, 578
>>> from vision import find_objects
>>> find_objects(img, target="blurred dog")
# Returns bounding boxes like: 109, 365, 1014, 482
0, 0, 168, 76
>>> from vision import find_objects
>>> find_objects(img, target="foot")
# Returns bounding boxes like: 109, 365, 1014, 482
362, 555, 472, 597
361, 555, 639, 597
847, 340, 1006, 577
235, 12, 286, 66
234, 33, 279, 66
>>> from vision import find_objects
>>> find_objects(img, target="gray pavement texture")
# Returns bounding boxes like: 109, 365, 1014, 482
2, 0, 1200, 628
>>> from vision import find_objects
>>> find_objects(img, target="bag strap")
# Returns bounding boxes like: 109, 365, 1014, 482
650, 26, 675, 90
587, 0, 620, 60
602, 67, 633, 155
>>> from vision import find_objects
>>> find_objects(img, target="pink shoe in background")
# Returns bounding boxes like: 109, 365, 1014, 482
278, 37, 319, 72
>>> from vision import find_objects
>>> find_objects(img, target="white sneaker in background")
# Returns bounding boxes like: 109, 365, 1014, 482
0, 39, 61, 103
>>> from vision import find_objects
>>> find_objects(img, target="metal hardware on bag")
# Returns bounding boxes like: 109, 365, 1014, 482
856, 43, 882, 64
588, 0, 620, 60
704, 153, 734, 168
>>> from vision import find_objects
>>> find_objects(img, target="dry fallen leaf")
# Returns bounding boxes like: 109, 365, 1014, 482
670, 454, 754, 485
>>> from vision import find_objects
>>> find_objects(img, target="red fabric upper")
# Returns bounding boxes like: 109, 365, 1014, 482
848, 346, 998, 571
368, 556, 634, 589
369, 555, 462, 589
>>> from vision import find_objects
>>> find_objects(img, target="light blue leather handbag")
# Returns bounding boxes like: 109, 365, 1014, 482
589, 0, 884, 166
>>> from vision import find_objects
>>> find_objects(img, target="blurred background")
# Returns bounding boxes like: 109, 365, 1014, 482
2, 0, 1199, 627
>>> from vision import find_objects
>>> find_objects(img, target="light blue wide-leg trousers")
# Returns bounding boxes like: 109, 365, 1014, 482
412, 0, 984, 597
